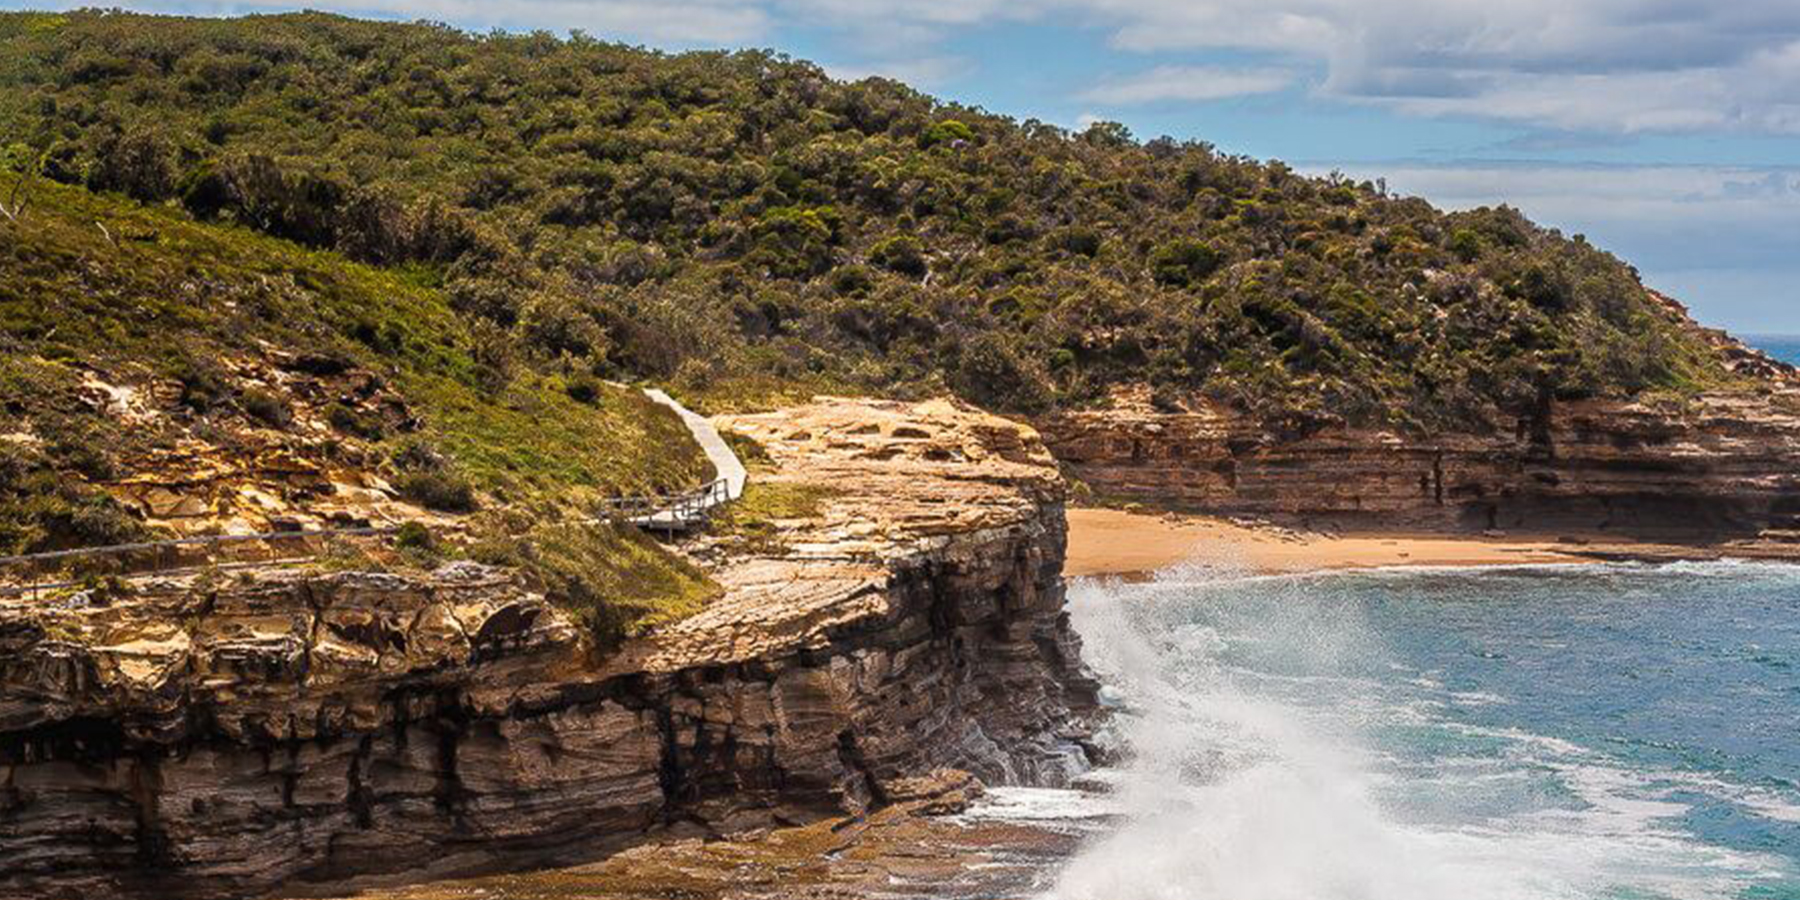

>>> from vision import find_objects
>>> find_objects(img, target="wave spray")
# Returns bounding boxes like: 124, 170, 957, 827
1042, 562, 1790, 900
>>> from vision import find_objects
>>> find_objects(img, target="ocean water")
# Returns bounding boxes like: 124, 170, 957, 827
981, 562, 1800, 900
1744, 336, 1800, 366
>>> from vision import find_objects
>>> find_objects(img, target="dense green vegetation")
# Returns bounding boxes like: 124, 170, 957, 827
0, 177, 707, 554
0, 174, 716, 638
0, 10, 1735, 434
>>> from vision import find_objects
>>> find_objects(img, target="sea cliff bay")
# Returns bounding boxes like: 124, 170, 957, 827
322, 560, 1800, 900
5, 9, 1800, 898
10, 391, 1800, 899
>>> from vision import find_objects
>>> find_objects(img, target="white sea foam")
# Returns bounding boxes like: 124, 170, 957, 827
965, 786, 1123, 823
1039, 566, 1793, 900
1660, 772, 1800, 825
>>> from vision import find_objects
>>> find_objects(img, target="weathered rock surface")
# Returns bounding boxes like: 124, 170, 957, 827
76, 358, 436, 540
1040, 386, 1800, 539
0, 398, 1099, 899
350, 769, 1084, 900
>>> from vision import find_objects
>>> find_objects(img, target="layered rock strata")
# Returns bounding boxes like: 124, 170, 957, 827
1041, 388, 1800, 538
0, 398, 1099, 899
351, 769, 1083, 900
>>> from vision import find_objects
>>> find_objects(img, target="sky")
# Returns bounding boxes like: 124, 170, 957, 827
8, 0, 1800, 334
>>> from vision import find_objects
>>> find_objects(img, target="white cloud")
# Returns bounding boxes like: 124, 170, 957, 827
777, 0, 1023, 28
1087, 1, 1800, 134
1078, 64, 1294, 104
778, 0, 1800, 135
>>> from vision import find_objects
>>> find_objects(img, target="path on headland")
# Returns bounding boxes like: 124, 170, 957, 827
625, 389, 747, 531
644, 389, 746, 501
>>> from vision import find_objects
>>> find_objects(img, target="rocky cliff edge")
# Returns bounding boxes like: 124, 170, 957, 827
0, 397, 1099, 899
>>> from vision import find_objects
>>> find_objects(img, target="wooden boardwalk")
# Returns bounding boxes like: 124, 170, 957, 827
617, 389, 746, 532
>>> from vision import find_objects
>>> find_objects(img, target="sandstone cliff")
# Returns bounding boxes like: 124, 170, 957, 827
0, 398, 1098, 899
1041, 384, 1800, 540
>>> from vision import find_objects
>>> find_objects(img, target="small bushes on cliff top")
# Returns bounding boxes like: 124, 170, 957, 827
0, 361, 152, 555
394, 470, 479, 513
470, 518, 720, 649
718, 429, 774, 470
0, 10, 1744, 431
708, 482, 843, 555
0, 442, 148, 556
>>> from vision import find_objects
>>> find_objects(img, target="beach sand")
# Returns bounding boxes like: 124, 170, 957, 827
1065, 507, 1599, 578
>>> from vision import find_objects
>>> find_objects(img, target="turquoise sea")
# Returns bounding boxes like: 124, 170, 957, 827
1744, 336, 1800, 366
988, 563, 1800, 899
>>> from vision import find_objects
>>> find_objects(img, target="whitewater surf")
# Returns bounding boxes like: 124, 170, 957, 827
967, 560, 1800, 900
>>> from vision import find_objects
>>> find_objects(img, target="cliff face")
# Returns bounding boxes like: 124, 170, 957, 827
1041, 388, 1800, 539
0, 399, 1099, 899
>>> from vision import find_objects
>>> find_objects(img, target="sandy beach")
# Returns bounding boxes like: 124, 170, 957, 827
1065, 507, 1611, 578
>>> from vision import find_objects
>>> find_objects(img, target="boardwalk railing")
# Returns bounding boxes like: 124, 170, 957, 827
1, 388, 748, 597
598, 477, 732, 535
0, 525, 401, 597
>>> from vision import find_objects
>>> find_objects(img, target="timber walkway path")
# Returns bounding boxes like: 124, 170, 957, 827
603, 389, 747, 533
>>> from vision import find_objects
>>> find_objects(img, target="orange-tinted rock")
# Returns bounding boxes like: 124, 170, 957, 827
1040, 388, 1800, 538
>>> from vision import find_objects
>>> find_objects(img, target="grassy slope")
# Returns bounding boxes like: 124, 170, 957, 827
0, 178, 715, 635
2, 178, 707, 507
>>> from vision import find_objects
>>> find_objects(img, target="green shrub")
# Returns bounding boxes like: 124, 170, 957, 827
718, 429, 773, 469
983, 214, 1036, 245
870, 235, 927, 278
749, 205, 839, 278
1150, 239, 1224, 287
919, 119, 975, 149
395, 470, 478, 512
239, 388, 292, 427
1051, 226, 1102, 258
173, 361, 228, 413
1449, 228, 1482, 262
325, 403, 384, 440
564, 374, 601, 405
954, 332, 1052, 413
393, 520, 435, 550
830, 263, 875, 297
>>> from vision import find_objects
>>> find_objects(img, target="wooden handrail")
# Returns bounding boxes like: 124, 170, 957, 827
0, 525, 400, 567
599, 477, 733, 534
0, 387, 749, 597
0, 474, 738, 589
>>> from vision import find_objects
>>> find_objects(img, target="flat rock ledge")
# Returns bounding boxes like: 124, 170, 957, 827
0, 397, 1101, 900
1040, 385, 1800, 541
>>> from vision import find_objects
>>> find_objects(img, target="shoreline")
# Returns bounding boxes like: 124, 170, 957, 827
1064, 507, 1782, 579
